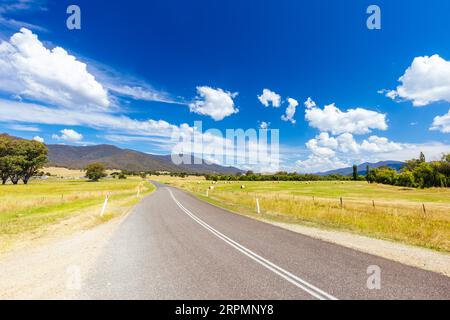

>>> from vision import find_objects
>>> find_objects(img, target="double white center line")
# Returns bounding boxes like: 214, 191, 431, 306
168, 189, 338, 301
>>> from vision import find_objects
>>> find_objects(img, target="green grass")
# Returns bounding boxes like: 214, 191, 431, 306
155, 177, 450, 252
0, 177, 155, 253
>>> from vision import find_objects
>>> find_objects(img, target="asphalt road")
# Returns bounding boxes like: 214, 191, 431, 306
78, 182, 450, 300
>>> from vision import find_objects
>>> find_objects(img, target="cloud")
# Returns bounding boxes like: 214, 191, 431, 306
305, 101, 388, 135
189, 86, 239, 121
359, 135, 403, 153
385, 54, 450, 107
304, 97, 317, 109
107, 84, 183, 105
32, 135, 44, 143
0, 28, 109, 109
258, 89, 281, 108
431, 110, 450, 133
52, 129, 83, 143
297, 140, 450, 174
8, 124, 40, 132
259, 121, 270, 129
0, 0, 47, 32
0, 98, 191, 138
281, 98, 299, 124
296, 132, 403, 173
0, 16, 46, 33
0, 0, 47, 14
296, 155, 348, 174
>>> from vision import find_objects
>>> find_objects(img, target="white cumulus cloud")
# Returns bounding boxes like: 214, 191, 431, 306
305, 102, 388, 135
189, 86, 239, 121
431, 110, 450, 133
281, 98, 299, 124
0, 28, 109, 109
258, 89, 281, 108
32, 136, 44, 143
52, 129, 83, 143
296, 132, 403, 173
385, 54, 450, 107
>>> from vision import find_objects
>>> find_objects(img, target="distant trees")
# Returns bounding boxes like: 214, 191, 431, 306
204, 153, 450, 189
366, 153, 450, 188
85, 163, 107, 182
352, 165, 358, 181
0, 135, 48, 185
205, 172, 353, 182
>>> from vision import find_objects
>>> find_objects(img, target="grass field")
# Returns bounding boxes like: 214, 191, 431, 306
0, 176, 155, 254
42, 167, 118, 179
153, 176, 450, 252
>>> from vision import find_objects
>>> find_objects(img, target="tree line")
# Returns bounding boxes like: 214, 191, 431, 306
205, 171, 353, 182
205, 153, 450, 189
0, 135, 48, 185
366, 153, 450, 188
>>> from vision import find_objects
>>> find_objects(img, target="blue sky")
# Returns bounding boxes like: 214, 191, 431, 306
1, 0, 450, 172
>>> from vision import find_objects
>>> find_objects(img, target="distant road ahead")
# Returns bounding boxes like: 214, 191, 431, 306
79, 182, 450, 300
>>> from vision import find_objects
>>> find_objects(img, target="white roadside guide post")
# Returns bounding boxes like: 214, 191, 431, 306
137, 186, 141, 198
206, 189, 209, 197
256, 198, 260, 214
100, 194, 109, 217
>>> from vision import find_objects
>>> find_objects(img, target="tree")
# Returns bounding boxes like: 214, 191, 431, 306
0, 138, 24, 185
371, 167, 397, 185
0, 136, 12, 184
419, 152, 426, 163
85, 163, 107, 182
395, 171, 415, 187
17, 140, 48, 184
412, 162, 444, 188
443, 153, 450, 163
352, 165, 358, 181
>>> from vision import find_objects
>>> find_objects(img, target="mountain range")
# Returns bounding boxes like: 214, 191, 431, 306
2, 134, 407, 175
0, 134, 242, 174
317, 161, 406, 176
46, 144, 243, 174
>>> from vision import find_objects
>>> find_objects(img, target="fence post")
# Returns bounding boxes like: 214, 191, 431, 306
100, 194, 109, 217
422, 204, 426, 215
372, 200, 375, 209
256, 198, 260, 214
340, 197, 343, 208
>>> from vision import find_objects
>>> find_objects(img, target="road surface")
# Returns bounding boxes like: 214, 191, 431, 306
78, 182, 450, 300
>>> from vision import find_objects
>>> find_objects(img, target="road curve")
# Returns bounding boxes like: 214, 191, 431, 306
78, 182, 450, 300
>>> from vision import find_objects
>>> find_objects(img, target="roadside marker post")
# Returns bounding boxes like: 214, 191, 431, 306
100, 194, 109, 217
256, 198, 260, 214
206, 189, 209, 197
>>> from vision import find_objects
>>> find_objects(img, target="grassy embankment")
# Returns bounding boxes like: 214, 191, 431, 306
153, 176, 450, 252
0, 171, 155, 253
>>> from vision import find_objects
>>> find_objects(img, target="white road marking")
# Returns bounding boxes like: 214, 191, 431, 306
168, 189, 338, 301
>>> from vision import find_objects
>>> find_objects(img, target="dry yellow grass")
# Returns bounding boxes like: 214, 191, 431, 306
153, 176, 450, 252
42, 167, 118, 179
0, 177, 155, 254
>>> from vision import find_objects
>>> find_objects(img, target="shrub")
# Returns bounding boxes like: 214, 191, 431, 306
85, 163, 107, 182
